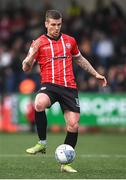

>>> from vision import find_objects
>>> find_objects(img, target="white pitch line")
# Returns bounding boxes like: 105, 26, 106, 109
0, 154, 47, 157
81, 154, 126, 158
0, 154, 126, 158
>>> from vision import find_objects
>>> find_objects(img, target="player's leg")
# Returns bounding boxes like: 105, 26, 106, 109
34, 93, 51, 141
57, 86, 80, 172
61, 111, 80, 172
26, 93, 51, 154
64, 110, 80, 148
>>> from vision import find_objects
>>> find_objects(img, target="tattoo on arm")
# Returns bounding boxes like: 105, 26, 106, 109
74, 55, 97, 77
23, 48, 35, 68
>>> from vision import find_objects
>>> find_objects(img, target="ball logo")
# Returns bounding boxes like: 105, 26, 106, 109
66, 43, 71, 49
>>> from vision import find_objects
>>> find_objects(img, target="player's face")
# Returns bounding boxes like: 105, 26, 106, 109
45, 18, 62, 38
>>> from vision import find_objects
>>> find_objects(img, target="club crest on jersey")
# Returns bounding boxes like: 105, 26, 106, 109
66, 43, 71, 49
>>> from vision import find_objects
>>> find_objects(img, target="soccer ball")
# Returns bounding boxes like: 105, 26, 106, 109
55, 144, 76, 164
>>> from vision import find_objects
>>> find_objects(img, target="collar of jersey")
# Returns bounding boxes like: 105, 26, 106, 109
45, 33, 62, 41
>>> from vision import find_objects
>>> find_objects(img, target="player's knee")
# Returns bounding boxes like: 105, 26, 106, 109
35, 101, 46, 112
67, 121, 79, 132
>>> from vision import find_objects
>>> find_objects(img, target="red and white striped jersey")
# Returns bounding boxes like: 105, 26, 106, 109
33, 33, 80, 89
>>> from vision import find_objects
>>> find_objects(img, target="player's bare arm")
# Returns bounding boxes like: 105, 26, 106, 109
74, 54, 107, 87
22, 39, 40, 72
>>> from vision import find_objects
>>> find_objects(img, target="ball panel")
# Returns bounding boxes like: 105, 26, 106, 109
64, 150, 75, 162
55, 149, 67, 164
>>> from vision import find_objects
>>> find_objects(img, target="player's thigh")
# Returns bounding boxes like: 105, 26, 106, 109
35, 93, 51, 110
64, 110, 80, 126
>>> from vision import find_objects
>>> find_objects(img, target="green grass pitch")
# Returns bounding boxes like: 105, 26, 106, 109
0, 132, 126, 179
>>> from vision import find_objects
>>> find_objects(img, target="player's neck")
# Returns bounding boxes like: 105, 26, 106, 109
46, 33, 62, 41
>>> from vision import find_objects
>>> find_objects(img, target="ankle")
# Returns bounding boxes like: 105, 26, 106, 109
38, 140, 46, 145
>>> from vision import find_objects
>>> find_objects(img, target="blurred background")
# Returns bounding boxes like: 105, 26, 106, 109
0, 0, 126, 133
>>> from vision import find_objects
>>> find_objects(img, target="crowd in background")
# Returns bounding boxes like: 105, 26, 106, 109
0, 0, 126, 94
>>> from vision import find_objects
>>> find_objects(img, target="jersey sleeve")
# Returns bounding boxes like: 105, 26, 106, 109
71, 38, 80, 57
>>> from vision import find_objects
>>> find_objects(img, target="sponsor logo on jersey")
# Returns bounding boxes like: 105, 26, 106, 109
53, 55, 71, 60
43, 46, 50, 50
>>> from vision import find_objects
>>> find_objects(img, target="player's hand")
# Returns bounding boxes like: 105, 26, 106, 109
95, 73, 107, 87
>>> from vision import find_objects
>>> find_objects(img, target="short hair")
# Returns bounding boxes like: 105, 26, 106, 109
45, 10, 62, 21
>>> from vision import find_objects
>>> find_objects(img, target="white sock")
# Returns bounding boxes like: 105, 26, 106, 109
39, 140, 46, 145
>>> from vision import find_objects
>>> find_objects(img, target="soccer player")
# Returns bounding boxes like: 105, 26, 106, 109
22, 10, 107, 172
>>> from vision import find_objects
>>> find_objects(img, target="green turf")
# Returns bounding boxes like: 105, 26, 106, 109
0, 132, 126, 179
